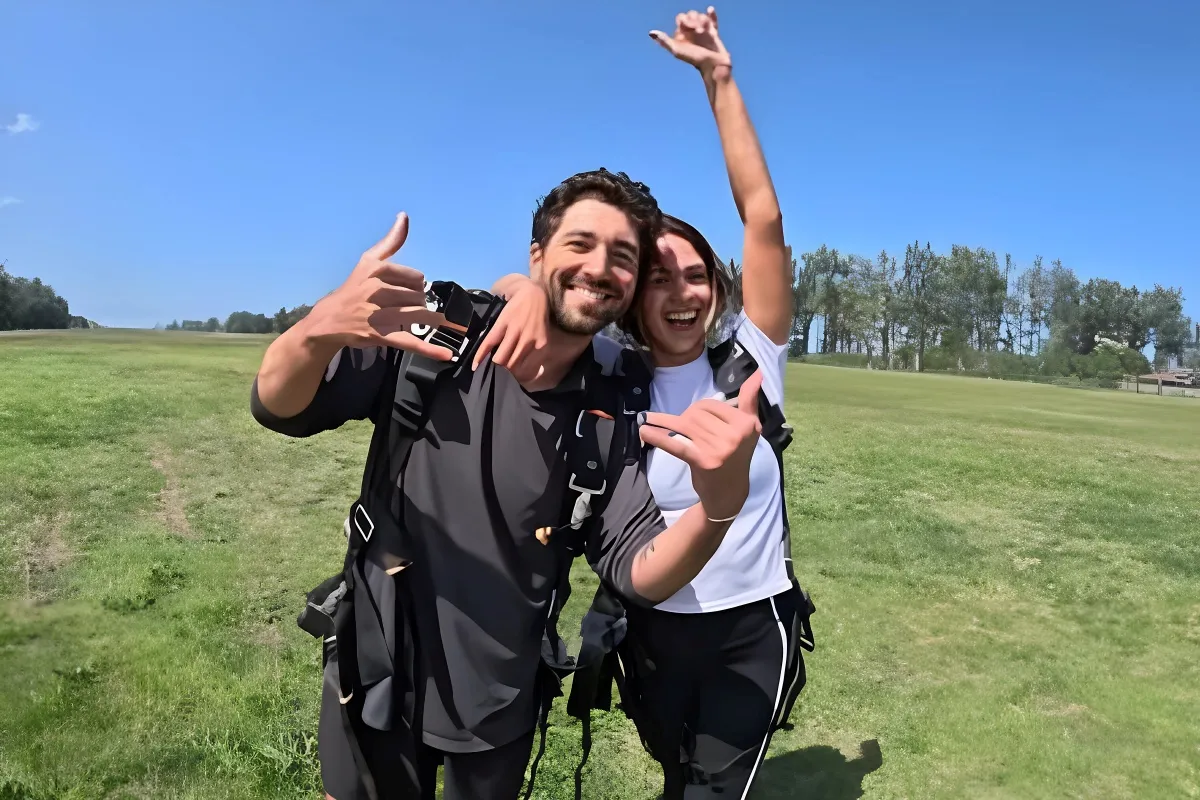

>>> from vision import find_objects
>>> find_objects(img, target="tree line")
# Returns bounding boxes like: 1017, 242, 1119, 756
160, 305, 313, 335
14, 243, 1195, 385
0, 263, 98, 331
188, 249, 1194, 386
778, 242, 1197, 380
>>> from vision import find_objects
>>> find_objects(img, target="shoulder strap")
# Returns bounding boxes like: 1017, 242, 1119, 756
707, 336, 795, 561
616, 348, 652, 464
356, 281, 501, 503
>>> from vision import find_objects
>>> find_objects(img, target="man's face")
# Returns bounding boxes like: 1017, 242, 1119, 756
529, 198, 640, 336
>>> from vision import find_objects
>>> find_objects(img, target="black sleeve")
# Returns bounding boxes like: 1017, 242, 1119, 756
250, 346, 394, 438
585, 455, 666, 608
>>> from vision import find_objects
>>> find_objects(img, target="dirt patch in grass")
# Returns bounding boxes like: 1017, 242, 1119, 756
103, 778, 161, 800
251, 623, 284, 648
32, 512, 72, 577
13, 511, 73, 602
1038, 701, 1090, 718
1186, 606, 1200, 643
151, 446, 193, 538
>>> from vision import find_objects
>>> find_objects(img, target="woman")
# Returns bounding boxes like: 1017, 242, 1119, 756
481, 8, 798, 797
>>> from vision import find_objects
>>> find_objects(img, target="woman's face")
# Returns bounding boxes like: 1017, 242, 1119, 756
638, 233, 715, 367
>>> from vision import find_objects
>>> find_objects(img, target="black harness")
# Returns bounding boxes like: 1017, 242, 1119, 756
295, 280, 651, 800
564, 334, 817, 780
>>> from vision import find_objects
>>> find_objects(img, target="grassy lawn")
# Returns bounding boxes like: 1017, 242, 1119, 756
2, 330, 1198, 799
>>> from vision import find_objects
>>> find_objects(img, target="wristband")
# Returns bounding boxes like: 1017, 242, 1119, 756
706, 512, 739, 523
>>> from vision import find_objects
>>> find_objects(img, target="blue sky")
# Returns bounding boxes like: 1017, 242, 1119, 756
2, 0, 1197, 335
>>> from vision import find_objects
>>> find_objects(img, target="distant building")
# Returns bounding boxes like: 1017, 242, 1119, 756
1141, 371, 1196, 387
1183, 324, 1200, 369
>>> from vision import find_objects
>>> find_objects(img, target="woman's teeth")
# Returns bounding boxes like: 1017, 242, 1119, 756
665, 311, 698, 327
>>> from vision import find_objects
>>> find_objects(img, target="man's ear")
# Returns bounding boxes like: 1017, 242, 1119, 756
529, 242, 543, 280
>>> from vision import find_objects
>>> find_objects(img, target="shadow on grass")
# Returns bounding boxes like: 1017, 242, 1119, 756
752, 739, 883, 799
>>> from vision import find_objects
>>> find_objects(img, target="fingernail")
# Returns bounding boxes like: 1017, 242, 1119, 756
636, 411, 647, 427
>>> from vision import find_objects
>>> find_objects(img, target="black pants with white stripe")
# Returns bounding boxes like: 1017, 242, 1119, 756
624, 588, 797, 799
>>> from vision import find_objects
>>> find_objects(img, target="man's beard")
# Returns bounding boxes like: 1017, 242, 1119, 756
546, 274, 626, 336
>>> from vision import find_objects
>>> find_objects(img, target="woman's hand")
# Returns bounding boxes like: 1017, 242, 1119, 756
639, 369, 763, 522
649, 7, 732, 79
473, 274, 550, 384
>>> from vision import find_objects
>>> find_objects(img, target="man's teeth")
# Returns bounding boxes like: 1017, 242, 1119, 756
573, 287, 607, 301
666, 311, 698, 322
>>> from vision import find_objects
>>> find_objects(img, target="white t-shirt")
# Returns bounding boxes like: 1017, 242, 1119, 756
593, 311, 792, 614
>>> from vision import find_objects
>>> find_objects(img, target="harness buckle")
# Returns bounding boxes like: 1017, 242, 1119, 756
567, 474, 607, 496
567, 473, 606, 529
567, 409, 608, 529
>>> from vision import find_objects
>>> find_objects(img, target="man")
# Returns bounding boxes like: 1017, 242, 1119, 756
251, 169, 763, 800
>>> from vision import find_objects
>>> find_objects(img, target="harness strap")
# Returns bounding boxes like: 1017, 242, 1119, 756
542, 356, 623, 621
341, 680, 381, 798
575, 714, 592, 800
563, 586, 629, 798
309, 281, 503, 797
565, 586, 626, 718
525, 351, 646, 798
522, 694, 553, 800
708, 338, 807, 588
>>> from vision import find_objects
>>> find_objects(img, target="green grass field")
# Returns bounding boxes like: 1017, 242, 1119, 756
2, 329, 1198, 800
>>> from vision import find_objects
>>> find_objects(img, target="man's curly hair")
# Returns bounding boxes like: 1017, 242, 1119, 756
531, 168, 663, 275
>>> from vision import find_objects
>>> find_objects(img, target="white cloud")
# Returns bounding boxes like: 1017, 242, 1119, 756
0, 196, 22, 208
6, 113, 40, 134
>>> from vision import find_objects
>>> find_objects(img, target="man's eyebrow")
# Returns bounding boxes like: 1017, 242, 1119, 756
612, 239, 638, 257
562, 229, 638, 259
